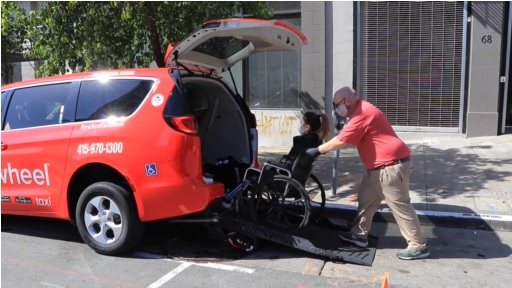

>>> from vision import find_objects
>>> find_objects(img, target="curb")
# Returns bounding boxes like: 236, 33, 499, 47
321, 204, 512, 233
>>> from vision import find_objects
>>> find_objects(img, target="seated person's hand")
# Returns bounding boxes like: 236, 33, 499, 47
305, 147, 321, 158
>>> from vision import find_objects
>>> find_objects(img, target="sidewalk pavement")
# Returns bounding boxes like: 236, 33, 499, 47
258, 132, 512, 232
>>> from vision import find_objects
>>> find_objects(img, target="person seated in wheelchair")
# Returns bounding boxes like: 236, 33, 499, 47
227, 112, 330, 252
280, 111, 331, 167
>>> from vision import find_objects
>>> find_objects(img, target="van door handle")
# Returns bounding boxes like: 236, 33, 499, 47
1, 142, 7, 151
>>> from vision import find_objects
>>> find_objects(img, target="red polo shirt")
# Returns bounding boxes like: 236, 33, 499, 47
337, 100, 410, 170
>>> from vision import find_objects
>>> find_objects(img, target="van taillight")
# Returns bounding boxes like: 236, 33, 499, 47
170, 116, 198, 134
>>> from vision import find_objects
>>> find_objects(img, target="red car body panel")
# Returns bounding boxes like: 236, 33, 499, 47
1, 17, 308, 225
1, 68, 225, 222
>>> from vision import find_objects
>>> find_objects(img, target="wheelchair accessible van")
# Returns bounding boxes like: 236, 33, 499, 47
170, 151, 377, 266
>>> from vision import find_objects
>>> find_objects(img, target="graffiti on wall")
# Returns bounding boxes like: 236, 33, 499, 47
253, 110, 302, 147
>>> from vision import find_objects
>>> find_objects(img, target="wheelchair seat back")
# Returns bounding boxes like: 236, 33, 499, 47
290, 151, 316, 186
249, 151, 316, 188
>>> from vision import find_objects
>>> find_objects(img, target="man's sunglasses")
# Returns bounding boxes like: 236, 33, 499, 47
332, 99, 345, 110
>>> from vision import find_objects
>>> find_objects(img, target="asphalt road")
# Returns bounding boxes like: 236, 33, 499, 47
1, 215, 511, 288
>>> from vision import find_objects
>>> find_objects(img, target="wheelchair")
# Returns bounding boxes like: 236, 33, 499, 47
232, 151, 326, 233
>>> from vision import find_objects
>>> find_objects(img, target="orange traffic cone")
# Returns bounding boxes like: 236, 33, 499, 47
381, 272, 389, 288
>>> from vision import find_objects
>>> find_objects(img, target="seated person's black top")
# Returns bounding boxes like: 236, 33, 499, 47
283, 133, 321, 166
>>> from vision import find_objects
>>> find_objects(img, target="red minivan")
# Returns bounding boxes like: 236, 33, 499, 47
1, 18, 307, 255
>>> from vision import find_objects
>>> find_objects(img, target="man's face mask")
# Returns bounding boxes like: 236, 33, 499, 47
334, 99, 350, 117
336, 104, 348, 117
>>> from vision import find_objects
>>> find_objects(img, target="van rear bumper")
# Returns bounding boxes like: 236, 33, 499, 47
133, 176, 225, 221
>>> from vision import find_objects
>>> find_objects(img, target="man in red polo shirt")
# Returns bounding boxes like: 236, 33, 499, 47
306, 86, 429, 260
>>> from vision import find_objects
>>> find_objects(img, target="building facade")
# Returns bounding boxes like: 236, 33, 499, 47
5, 2, 512, 146
241, 1, 511, 146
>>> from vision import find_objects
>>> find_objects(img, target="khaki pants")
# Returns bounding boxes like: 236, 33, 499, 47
351, 159, 427, 250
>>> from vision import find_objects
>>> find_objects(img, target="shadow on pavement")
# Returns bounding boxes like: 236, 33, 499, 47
371, 220, 512, 261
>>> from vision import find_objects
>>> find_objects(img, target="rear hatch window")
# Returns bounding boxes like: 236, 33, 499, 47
162, 84, 198, 135
166, 18, 307, 73
163, 85, 193, 117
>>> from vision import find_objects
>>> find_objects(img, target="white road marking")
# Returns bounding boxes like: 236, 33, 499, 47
147, 262, 193, 288
327, 203, 512, 222
134, 251, 255, 287
40, 282, 64, 288
178, 261, 255, 274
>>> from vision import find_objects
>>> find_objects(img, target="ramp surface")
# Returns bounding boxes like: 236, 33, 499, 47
217, 214, 377, 266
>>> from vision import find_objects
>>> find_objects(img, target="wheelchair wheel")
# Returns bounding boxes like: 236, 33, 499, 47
304, 173, 326, 220
251, 175, 311, 232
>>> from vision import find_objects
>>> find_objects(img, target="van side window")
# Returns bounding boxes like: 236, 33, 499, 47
3, 83, 71, 130
76, 79, 154, 121
1, 91, 6, 129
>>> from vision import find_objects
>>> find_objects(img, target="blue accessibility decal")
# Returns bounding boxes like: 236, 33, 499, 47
145, 163, 158, 176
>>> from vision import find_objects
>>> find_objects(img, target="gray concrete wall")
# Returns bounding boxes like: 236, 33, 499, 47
466, 2, 504, 137
300, 1, 326, 110
12, 61, 39, 83
331, 2, 354, 94
253, 2, 327, 147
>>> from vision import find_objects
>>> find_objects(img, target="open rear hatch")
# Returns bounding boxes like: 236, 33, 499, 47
165, 18, 308, 73
165, 18, 308, 189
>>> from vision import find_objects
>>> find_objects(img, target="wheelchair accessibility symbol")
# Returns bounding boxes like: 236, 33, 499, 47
145, 163, 158, 176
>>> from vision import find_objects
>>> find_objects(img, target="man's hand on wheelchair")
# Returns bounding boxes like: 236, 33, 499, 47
305, 147, 321, 158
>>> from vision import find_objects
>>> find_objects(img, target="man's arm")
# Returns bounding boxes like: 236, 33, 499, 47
305, 135, 350, 157
318, 136, 350, 154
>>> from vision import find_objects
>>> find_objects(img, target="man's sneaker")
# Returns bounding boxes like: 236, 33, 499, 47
396, 247, 430, 260
338, 231, 368, 247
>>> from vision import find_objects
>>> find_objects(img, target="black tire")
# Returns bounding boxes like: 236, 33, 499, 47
305, 173, 326, 220
251, 175, 311, 232
75, 182, 145, 255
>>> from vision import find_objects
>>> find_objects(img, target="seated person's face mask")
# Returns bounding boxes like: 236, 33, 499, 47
298, 123, 306, 135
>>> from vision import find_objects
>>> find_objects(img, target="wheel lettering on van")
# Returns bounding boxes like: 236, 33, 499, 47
80, 121, 125, 131
1, 163, 50, 186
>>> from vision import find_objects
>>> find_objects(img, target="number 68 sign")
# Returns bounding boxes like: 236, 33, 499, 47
481, 35, 493, 44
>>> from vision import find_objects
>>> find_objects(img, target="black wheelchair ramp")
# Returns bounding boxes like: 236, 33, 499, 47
216, 212, 377, 266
